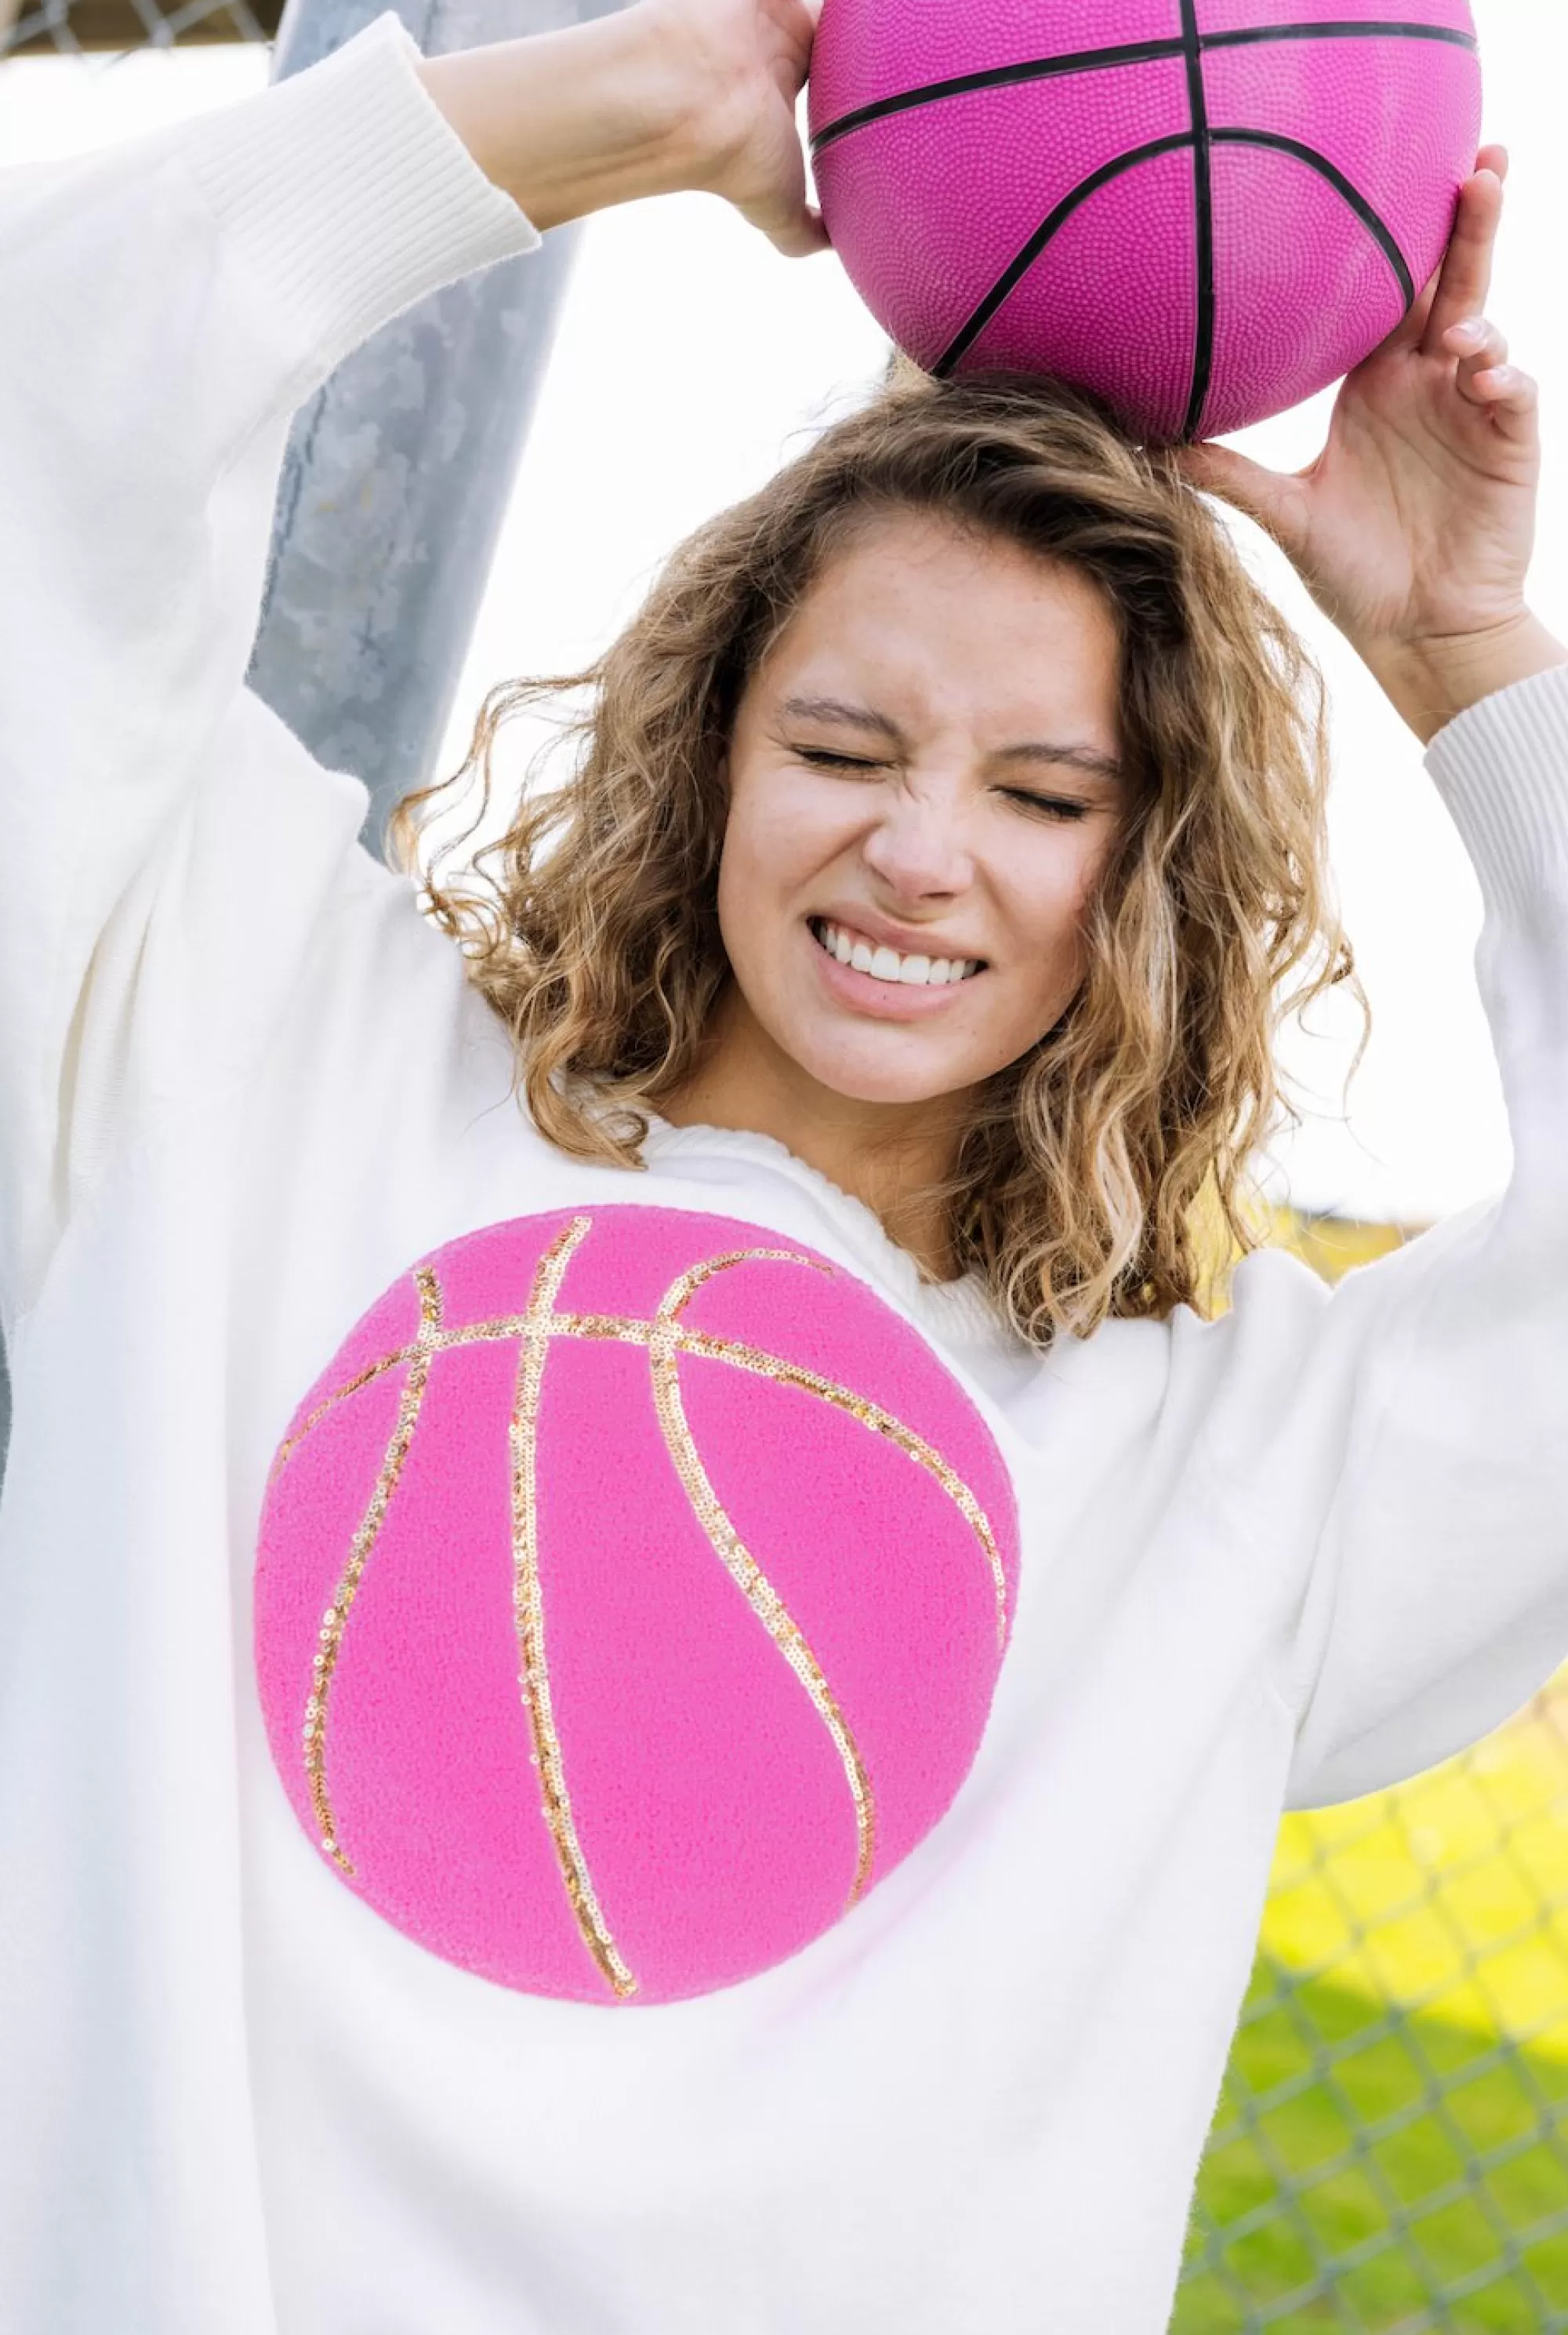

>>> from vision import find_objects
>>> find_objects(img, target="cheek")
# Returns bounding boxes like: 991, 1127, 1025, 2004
717, 777, 854, 940
1000, 840, 1109, 980
715, 817, 778, 958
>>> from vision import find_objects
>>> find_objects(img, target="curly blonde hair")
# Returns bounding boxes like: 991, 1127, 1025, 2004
394, 365, 1358, 1349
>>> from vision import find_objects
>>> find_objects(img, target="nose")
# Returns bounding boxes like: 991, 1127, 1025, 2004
860, 781, 975, 904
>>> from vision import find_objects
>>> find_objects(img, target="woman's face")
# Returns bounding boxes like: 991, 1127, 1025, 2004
717, 511, 1130, 1109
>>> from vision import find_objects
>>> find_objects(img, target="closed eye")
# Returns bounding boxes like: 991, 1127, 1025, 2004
792, 750, 1094, 816
793, 745, 886, 773
1001, 789, 1092, 822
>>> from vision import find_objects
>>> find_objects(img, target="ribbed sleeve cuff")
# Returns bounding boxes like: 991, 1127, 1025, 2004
177, 10, 539, 380
1424, 663, 1568, 930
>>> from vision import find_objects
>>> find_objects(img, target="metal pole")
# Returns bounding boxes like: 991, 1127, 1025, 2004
249, 0, 625, 854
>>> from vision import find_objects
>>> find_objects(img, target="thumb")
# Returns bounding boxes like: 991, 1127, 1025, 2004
1173, 440, 1308, 560
763, 202, 832, 260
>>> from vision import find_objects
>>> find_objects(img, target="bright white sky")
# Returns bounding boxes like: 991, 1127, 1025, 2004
4, 2, 1565, 1224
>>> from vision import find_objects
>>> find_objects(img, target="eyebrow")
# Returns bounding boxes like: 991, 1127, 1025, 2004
777, 695, 1123, 787
779, 695, 911, 746
993, 739, 1125, 787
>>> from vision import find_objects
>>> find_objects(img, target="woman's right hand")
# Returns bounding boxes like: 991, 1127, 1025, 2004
637, 0, 828, 256
418, 0, 828, 259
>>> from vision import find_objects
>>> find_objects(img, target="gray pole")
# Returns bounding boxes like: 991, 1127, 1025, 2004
250, 0, 626, 854
0, 0, 620, 1493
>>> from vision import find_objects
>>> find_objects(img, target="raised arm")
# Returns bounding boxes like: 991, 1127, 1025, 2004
1181, 147, 1568, 1803
0, 18, 528, 1324
0, 0, 822, 1331
1269, 663, 1568, 1806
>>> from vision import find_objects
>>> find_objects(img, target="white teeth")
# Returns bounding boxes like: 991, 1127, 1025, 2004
815, 921, 979, 988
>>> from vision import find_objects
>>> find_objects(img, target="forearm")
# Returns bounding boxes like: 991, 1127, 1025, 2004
0, 16, 532, 1315
414, 12, 698, 229
1364, 610, 1568, 747
413, 0, 826, 257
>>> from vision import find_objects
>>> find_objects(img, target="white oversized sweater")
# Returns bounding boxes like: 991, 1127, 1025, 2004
4, 18, 1568, 2334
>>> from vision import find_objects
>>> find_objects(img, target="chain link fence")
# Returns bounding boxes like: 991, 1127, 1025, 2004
1180, 1215, 1568, 2332
5, 10, 1568, 2326
1, 0, 278, 56
1181, 1661, 1568, 2331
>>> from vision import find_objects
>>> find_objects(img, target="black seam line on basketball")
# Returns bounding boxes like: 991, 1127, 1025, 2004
809, 22, 1477, 154
932, 134, 1196, 381
931, 124, 1417, 403
1210, 128, 1417, 308
809, 40, 1183, 155
1178, 0, 1216, 452
1203, 20, 1476, 56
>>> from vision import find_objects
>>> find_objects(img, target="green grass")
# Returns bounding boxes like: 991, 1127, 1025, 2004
1173, 1960, 1568, 2333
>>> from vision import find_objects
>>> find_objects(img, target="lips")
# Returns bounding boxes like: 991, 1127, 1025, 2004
810, 917, 982, 990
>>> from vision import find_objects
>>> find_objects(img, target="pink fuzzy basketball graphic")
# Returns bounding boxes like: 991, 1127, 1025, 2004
256, 1207, 1020, 2005
808, 0, 1483, 442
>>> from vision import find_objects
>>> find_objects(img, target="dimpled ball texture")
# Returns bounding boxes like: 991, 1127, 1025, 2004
808, 0, 1483, 444
255, 1206, 1022, 2006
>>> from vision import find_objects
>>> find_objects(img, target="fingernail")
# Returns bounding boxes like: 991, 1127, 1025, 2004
1451, 319, 1485, 346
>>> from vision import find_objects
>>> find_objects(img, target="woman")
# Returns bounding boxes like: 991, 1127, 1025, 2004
1, 1, 1563, 2328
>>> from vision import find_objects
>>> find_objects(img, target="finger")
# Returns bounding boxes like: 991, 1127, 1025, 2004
1421, 166, 1504, 358
764, 202, 831, 259
1457, 362, 1540, 445
1392, 152, 1506, 354
1171, 440, 1308, 560
1445, 314, 1509, 390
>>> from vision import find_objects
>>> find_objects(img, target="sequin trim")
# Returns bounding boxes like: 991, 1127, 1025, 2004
274, 1218, 1012, 1980
281, 1306, 1007, 1641
510, 1218, 637, 1999
677, 1328, 1009, 1646
649, 1251, 877, 1907
304, 1264, 444, 1874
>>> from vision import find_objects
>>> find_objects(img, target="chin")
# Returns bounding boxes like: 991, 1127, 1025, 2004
788, 1031, 982, 1109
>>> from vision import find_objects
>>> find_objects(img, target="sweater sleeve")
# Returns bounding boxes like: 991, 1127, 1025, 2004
0, 13, 537, 1329
1275, 661, 1568, 1810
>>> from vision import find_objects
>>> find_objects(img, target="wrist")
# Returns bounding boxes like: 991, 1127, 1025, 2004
1363, 611, 1568, 747
416, 8, 706, 231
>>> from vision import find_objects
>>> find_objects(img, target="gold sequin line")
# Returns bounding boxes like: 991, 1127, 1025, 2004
274, 1315, 527, 1474
272, 1313, 648, 1475
510, 1218, 637, 2001
278, 1221, 1011, 1959
650, 1251, 877, 1909
279, 1306, 1007, 1641
677, 1329, 1009, 1647
304, 1264, 445, 1874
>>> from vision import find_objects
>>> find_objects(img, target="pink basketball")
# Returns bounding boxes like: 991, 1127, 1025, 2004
256, 1206, 1020, 2005
808, 0, 1483, 443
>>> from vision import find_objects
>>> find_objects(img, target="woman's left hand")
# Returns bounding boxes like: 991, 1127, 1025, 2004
1175, 148, 1559, 740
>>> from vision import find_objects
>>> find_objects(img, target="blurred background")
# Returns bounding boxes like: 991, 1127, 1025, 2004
4, 2, 1566, 2323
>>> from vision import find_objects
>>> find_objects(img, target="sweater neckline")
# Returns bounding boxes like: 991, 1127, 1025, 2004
638, 1116, 1014, 1356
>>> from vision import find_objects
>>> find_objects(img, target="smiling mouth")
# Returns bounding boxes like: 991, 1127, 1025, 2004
810, 917, 985, 989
